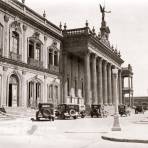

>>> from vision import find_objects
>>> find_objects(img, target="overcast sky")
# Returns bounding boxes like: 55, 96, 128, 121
22, 0, 148, 96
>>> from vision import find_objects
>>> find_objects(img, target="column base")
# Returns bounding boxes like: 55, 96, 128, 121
108, 103, 112, 106
111, 114, 121, 131
111, 127, 121, 131
85, 104, 91, 115
104, 103, 108, 106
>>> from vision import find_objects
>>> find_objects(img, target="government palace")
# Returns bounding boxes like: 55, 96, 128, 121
0, 0, 133, 110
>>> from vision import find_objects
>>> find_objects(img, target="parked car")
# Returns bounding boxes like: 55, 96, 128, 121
135, 105, 144, 114
55, 104, 80, 119
79, 105, 86, 118
36, 103, 55, 121
118, 105, 131, 117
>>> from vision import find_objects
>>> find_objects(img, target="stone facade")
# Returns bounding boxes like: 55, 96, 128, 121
62, 26, 124, 109
0, 0, 126, 110
0, 0, 62, 108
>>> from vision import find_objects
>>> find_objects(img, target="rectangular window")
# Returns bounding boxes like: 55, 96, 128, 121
29, 41, 34, 58
12, 31, 19, 54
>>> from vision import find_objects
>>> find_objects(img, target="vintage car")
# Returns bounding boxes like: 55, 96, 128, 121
36, 103, 55, 121
90, 105, 108, 118
79, 105, 86, 118
90, 105, 101, 118
55, 104, 80, 119
135, 105, 144, 114
118, 105, 131, 117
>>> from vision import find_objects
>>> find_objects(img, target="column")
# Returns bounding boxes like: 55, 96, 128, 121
118, 70, 122, 105
2, 67, 8, 106
44, 36, 48, 68
52, 51, 55, 66
22, 71, 27, 107
112, 68, 121, 131
97, 57, 103, 104
3, 15, 9, 58
43, 76, 47, 103
92, 53, 97, 104
103, 60, 108, 105
22, 24, 27, 63
84, 51, 91, 107
107, 63, 112, 105
128, 76, 131, 106
63, 52, 67, 103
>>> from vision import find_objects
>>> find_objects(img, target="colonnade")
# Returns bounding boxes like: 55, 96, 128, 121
84, 51, 122, 107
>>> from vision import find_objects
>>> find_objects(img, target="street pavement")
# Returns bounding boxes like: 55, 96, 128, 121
0, 112, 148, 148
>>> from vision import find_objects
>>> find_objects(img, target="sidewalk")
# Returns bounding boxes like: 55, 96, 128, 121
101, 113, 148, 144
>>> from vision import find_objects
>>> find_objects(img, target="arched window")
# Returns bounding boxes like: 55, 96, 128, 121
12, 31, 19, 54
0, 24, 3, 51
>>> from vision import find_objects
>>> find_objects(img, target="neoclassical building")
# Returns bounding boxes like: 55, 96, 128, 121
0, 0, 62, 108
0, 0, 127, 110
61, 20, 124, 109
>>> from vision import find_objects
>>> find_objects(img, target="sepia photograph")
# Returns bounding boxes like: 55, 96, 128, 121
0, 0, 148, 147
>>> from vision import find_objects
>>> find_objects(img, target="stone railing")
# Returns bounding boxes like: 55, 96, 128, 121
28, 58, 43, 67
48, 64, 59, 73
9, 52, 22, 61
63, 27, 91, 36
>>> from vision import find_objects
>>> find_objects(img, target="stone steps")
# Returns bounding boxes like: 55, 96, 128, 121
4, 107, 37, 118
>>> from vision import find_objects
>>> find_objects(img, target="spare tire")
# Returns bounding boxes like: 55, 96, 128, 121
69, 109, 76, 116
42, 109, 51, 118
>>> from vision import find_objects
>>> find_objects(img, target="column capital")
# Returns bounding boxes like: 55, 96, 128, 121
84, 50, 91, 57
91, 53, 97, 58
112, 68, 118, 78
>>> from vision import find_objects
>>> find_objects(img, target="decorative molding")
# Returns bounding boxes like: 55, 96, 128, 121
4, 15, 9, 22
33, 31, 40, 39
44, 35, 47, 41
3, 66, 8, 71
22, 24, 27, 31
22, 70, 26, 75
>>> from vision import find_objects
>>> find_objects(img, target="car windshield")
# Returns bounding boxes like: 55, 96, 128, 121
92, 105, 99, 109
58, 105, 65, 110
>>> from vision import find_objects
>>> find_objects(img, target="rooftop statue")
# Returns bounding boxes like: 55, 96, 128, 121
99, 4, 111, 23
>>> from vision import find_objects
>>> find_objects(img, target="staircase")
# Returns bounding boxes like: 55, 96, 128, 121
4, 107, 37, 118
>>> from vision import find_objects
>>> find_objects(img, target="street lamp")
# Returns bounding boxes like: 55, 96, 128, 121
111, 68, 121, 131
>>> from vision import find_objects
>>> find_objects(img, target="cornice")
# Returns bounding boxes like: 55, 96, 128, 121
0, 0, 63, 40
0, 56, 60, 77
88, 35, 124, 65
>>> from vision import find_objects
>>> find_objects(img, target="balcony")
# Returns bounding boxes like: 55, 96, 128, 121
9, 52, 22, 61
28, 58, 43, 67
48, 64, 59, 73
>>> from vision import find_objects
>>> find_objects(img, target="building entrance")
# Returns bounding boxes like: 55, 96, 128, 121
8, 74, 19, 107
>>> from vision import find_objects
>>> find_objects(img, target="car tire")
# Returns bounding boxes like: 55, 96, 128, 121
36, 111, 41, 121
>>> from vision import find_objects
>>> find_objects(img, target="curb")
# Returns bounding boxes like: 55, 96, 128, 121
101, 136, 148, 144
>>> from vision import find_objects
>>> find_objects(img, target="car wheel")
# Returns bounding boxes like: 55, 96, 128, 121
61, 114, 65, 119
73, 116, 77, 119
36, 111, 41, 121
52, 117, 54, 121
